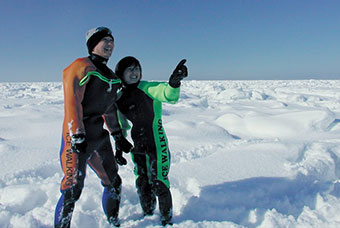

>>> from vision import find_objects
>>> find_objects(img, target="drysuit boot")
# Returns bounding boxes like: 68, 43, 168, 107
102, 177, 122, 227
136, 176, 156, 216
152, 180, 173, 226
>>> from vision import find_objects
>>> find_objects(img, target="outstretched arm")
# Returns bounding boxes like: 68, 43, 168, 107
139, 59, 188, 103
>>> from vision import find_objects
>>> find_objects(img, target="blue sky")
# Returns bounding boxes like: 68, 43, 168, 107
1, 0, 340, 82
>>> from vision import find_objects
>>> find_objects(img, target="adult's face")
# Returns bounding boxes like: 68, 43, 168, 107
92, 36, 114, 59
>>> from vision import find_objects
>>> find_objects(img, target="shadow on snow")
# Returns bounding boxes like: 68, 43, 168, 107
176, 175, 333, 227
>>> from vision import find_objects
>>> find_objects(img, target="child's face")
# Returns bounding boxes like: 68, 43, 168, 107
123, 64, 141, 84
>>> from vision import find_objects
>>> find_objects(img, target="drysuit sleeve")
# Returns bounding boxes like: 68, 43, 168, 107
117, 111, 131, 137
138, 81, 180, 104
62, 58, 92, 135
102, 102, 124, 134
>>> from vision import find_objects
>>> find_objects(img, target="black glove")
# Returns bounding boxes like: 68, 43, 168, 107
111, 130, 133, 153
115, 149, 127, 166
71, 133, 87, 154
169, 59, 188, 88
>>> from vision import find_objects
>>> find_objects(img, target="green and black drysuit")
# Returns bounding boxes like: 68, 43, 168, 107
116, 81, 179, 221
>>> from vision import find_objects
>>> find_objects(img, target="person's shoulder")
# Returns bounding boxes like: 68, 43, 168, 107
137, 81, 169, 94
138, 80, 149, 86
138, 80, 165, 87
73, 57, 91, 65
137, 80, 153, 89
64, 57, 92, 71
62, 57, 95, 81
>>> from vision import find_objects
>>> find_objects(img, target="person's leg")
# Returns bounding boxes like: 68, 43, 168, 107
131, 153, 156, 216
149, 150, 173, 225
54, 135, 88, 228
88, 138, 121, 226
54, 184, 84, 228
102, 175, 122, 227
152, 180, 173, 226
136, 175, 156, 215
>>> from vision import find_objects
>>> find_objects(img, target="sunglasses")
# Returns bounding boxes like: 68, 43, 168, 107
96, 27, 112, 35
86, 27, 113, 42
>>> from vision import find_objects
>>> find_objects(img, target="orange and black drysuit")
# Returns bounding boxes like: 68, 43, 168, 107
54, 55, 124, 228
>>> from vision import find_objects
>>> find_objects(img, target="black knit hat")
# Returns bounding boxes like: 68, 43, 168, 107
86, 27, 114, 54
115, 56, 142, 81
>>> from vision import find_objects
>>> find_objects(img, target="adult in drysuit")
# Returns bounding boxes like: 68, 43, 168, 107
54, 27, 132, 228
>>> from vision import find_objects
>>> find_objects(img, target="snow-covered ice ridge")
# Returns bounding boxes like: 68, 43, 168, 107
1, 80, 340, 227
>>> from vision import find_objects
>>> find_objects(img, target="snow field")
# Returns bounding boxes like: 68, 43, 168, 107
0, 80, 340, 227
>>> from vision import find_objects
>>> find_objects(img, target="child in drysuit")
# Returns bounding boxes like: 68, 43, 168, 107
114, 56, 188, 226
